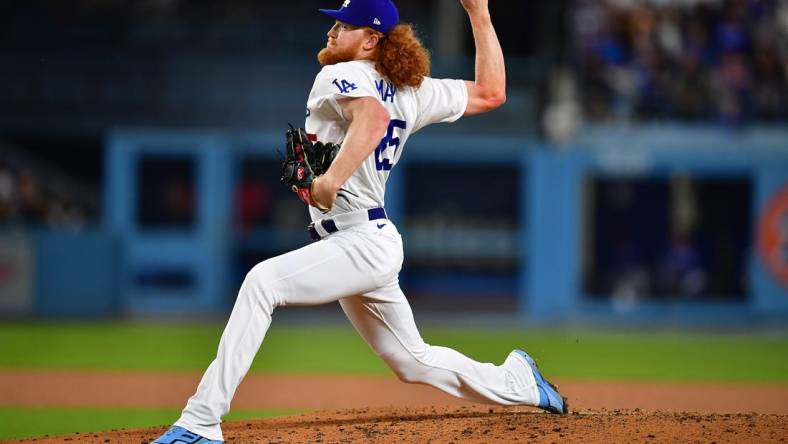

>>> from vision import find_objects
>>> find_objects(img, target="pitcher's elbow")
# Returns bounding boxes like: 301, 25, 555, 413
478, 87, 506, 112
375, 106, 391, 129
489, 92, 507, 109
477, 95, 506, 113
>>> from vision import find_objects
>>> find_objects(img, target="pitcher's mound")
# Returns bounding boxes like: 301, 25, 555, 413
14, 405, 788, 443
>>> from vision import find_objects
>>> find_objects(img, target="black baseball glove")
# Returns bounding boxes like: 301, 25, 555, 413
311, 139, 341, 177
280, 125, 340, 210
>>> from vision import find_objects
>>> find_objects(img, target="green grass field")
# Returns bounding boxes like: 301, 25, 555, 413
2, 321, 787, 380
1, 321, 787, 439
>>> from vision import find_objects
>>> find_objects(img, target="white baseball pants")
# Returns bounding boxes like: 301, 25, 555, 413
175, 217, 537, 441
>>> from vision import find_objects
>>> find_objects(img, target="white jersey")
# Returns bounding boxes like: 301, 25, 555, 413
305, 60, 467, 220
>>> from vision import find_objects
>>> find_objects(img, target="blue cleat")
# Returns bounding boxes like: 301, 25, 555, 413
151, 426, 223, 444
513, 349, 568, 414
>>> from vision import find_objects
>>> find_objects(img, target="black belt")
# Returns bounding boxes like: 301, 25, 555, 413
308, 208, 387, 241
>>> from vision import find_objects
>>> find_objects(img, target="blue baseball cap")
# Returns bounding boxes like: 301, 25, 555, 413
320, 0, 399, 35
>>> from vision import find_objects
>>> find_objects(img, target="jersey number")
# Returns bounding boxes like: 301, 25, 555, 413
375, 119, 407, 171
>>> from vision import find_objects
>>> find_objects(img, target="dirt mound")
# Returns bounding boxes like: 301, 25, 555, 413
3, 372, 787, 442
10, 405, 788, 443
3, 371, 788, 414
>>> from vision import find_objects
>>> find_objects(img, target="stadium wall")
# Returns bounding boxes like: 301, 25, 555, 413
2, 125, 785, 323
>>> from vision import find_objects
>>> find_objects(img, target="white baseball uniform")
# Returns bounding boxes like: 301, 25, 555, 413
174, 60, 539, 441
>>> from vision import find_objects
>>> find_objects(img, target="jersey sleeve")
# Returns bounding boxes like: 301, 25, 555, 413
412, 77, 468, 132
310, 63, 381, 120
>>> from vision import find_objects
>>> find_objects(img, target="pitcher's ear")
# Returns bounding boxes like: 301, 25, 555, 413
364, 31, 383, 50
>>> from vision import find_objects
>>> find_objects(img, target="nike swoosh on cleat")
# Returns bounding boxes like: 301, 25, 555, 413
377, 223, 386, 229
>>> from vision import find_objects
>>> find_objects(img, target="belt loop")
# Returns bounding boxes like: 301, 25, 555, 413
311, 220, 331, 239
307, 223, 321, 241
321, 219, 338, 234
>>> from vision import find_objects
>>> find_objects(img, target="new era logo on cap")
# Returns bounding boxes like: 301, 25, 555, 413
320, 0, 399, 34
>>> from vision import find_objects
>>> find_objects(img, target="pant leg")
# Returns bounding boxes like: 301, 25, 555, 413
175, 226, 401, 441
339, 282, 539, 406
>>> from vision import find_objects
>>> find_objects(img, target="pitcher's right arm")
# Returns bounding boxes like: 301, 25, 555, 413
460, 0, 507, 116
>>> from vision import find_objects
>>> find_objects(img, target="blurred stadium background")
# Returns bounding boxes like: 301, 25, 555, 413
1, 0, 788, 439
1, 0, 787, 322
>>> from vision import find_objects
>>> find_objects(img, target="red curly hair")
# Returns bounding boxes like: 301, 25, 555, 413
374, 24, 431, 89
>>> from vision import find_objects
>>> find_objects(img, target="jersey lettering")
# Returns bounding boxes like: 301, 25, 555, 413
332, 79, 358, 94
375, 79, 397, 103
375, 119, 407, 171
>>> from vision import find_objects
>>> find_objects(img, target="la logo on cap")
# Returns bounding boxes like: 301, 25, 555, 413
342, 0, 351, 8
373, 17, 381, 25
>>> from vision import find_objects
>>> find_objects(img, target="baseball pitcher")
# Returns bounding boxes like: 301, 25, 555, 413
153, 0, 565, 442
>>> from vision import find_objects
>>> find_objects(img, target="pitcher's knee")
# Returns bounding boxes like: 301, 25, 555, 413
383, 350, 430, 384
241, 261, 282, 309
246, 261, 273, 283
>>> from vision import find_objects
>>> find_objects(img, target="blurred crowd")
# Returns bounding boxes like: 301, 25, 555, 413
544, 0, 788, 140
0, 157, 94, 231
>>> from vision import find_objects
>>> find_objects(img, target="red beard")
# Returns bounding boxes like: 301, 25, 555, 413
317, 45, 357, 66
